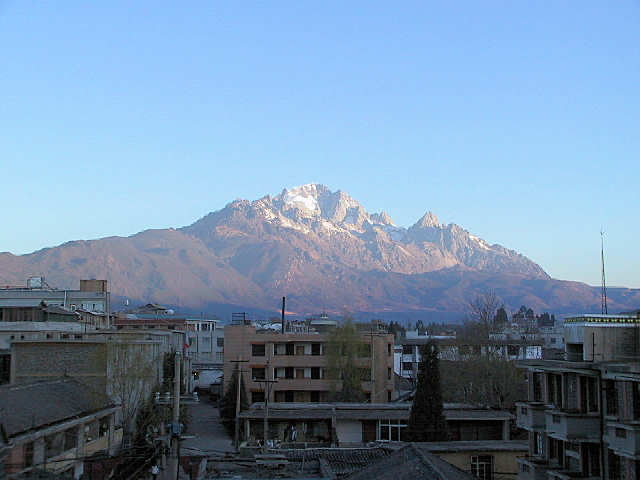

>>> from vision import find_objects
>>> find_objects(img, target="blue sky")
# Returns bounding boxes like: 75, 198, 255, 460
1, 1, 638, 287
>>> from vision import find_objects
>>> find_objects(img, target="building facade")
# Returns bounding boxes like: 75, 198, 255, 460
239, 402, 513, 445
0, 278, 111, 329
1, 378, 121, 479
224, 321, 395, 404
516, 313, 640, 480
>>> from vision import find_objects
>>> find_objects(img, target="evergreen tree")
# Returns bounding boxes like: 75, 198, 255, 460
406, 342, 447, 441
494, 306, 509, 328
219, 370, 249, 436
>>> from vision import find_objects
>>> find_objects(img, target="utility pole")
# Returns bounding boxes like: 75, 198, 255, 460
231, 358, 248, 451
256, 359, 277, 452
172, 351, 181, 480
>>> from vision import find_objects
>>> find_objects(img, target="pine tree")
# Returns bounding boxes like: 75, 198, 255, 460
406, 341, 447, 441
219, 370, 249, 436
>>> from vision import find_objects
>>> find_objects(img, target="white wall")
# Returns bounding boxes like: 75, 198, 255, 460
336, 420, 362, 444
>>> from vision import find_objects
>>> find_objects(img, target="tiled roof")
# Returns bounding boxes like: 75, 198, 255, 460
344, 444, 475, 480
0, 378, 115, 438
281, 447, 392, 478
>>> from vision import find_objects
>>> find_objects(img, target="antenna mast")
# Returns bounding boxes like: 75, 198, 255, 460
601, 228, 608, 315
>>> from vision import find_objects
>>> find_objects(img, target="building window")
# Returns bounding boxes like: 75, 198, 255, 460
296, 345, 305, 356
23, 442, 34, 467
402, 362, 413, 371
252, 391, 265, 403
388, 343, 392, 356
74, 334, 82, 339
402, 345, 413, 355
201, 324, 210, 331
64, 427, 79, 450
45, 432, 65, 458
84, 420, 99, 443
549, 437, 564, 467
311, 367, 321, 379
312, 343, 321, 356
252, 367, 266, 380
533, 432, 544, 456
608, 449, 621, 479
388, 368, 392, 380
252, 344, 266, 357
470, 455, 493, 480
358, 368, 371, 381
387, 391, 392, 402
378, 419, 407, 441
217, 337, 224, 347
310, 391, 320, 402
285, 367, 294, 379
99, 417, 110, 437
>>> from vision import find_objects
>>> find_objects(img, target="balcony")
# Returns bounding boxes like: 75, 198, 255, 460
545, 410, 600, 441
516, 402, 546, 430
517, 456, 550, 480
604, 421, 640, 458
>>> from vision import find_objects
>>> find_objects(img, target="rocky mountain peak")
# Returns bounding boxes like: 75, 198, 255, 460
413, 211, 441, 229
371, 211, 395, 226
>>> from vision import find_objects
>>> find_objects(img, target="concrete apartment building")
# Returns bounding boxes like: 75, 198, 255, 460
114, 304, 222, 362
0, 278, 111, 328
395, 329, 542, 380
516, 313, 640, 480
224, 319, 395, 404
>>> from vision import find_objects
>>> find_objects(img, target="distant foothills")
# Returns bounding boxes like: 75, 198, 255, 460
1, 184, 638, 322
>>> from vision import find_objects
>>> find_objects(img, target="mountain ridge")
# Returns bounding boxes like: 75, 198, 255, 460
1, 184, 637, 319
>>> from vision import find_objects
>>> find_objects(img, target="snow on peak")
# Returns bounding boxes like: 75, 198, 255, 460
282, 184, 322, 212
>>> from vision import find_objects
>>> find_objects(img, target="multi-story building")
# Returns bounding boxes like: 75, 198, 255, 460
516, 313, 640, 480
113, 307, 221, 364
224, 319, 395, 404
0, 278, 111, 328
395, 329, 542, 380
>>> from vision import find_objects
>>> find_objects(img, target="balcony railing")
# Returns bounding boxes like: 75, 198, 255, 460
516, 401, 546, 430
545, 409, 600, 441
604, 421, 640, 458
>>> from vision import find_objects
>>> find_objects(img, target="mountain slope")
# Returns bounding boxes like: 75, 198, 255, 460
1, 184, 637, 319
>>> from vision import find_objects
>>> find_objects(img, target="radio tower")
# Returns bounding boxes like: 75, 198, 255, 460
601, 228, 608, 315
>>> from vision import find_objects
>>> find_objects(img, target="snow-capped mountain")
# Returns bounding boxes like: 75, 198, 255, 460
1, 183, 638, 319
184, 183, 548, 278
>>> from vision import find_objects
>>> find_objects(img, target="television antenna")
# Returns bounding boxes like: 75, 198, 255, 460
601, 228, 608, 315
